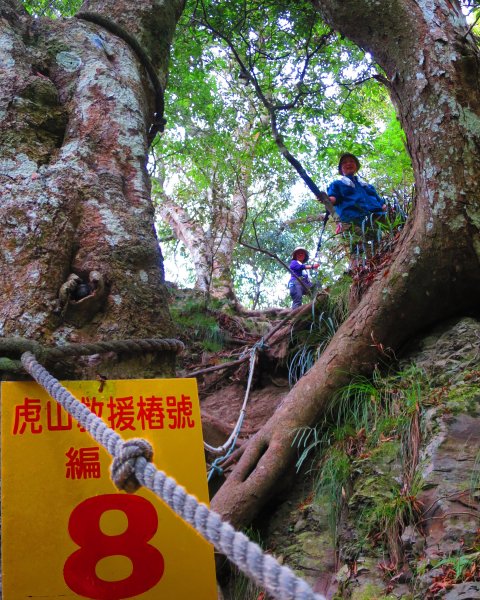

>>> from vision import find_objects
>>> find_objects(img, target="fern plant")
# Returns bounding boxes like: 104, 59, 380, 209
287, 283, 349, 387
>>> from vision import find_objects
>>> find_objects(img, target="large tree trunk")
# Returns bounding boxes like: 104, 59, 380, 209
0, 0, 185, 377
212, 0, 480, 527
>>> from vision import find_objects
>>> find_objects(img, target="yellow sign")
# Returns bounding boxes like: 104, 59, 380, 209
1, 378, 217, 600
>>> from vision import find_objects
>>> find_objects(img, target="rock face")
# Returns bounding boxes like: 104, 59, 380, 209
399, 318, 480, 599
255, 317, 480, 600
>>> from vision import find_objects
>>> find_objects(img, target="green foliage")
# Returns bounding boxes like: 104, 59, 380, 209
170, 298, 225, 352
334, 366, 425, 445
287, 308, 339, 386
425, 528, 480, 594
333, 373, 387, 438
368, 110, 414, 197
434, 551, 480, 581
471, 450, 480, 498
338, 192, 411, 263
357, 470, 423, 543
316, 448, 351, 534
156, 0, 413, 307
229, 574, 264, 600
22, 0, 81, 17
377, 206, 408, 236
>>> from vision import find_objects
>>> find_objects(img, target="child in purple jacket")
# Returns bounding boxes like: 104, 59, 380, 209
288, 247, 319, 308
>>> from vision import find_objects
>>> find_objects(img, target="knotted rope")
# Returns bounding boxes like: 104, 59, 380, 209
111, 438, 154, 493
20, 351, 326, 600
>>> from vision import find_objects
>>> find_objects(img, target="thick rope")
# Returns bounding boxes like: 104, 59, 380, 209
0, 337, 184, 373
42, 338, 185, 360
21, 352, 326, 600
205, 342, 263, 481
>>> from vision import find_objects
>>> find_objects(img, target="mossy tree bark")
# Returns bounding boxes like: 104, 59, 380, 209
212, 0, 480, 527
0, 0, 185, 377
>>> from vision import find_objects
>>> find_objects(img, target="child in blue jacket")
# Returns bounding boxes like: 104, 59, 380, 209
327, 153, 386, 269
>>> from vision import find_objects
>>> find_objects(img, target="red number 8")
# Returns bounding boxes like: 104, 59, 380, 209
64, 494, 164, 600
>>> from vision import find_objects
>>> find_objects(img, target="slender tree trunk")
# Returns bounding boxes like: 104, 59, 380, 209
212, 0, 480, 528
157, 194, 213, 292
156, 114, 260, 303
209, 182, 248, 303
158, 187, 246, 302
157, 168, 248, 303
0, 0, 185, 377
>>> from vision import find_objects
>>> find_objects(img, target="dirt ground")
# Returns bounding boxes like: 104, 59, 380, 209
200, 379, 289, 449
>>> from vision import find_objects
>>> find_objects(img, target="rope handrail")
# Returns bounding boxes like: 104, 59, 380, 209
0, 337, 184, 372
204, 342, 259, 457
204, 342, 264, 481
20, 351, 326, 600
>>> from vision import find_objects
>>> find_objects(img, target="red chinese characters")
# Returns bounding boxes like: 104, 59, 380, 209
47, 401, 72, 431
77, 396, 104, 432
107, 395, 136, 431
166, 395, 195, 429
137, 395, 165, 430
65, 447, 101, 480
13, 397, 42, 434
12, 393, 195, 434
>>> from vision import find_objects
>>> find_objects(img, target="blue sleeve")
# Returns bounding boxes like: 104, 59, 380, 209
289, 260, 305, 278
327, 180, 341, 198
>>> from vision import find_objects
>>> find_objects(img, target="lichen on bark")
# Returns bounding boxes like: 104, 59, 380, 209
0, 0, 186, 378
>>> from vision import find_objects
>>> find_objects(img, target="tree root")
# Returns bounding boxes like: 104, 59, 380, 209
211, 226, 480, 528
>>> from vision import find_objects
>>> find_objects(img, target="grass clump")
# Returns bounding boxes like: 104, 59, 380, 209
170, 297, 225, 352
287, 284, 349, 386
226, 528, 267, 600
293, 366, 428, 553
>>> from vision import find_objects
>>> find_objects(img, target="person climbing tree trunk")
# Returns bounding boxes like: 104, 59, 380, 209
212, 0, 480, 528
0, 0, 185, 378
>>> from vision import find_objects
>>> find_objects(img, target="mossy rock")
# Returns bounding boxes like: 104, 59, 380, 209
444, 382, 480, 416
349, 441, 402, 507
350, 583, 395, 600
